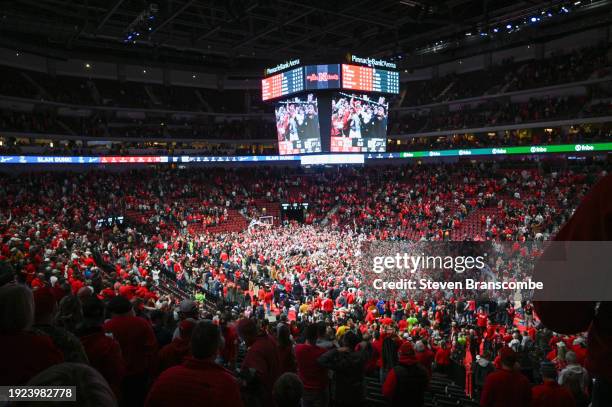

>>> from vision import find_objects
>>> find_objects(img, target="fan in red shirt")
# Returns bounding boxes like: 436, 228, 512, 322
157, 319, 195, 374
219, 314, 239, 370
383, 341, 429, 406
295, 323, 329, 407
104, 295, 158, 407
531, 361, 575, 407
0, 283, 64, 385
414, 340, 435, 377
480, 347, 531, 407
76, 296, 126, 398
145, 321, 243, 407
237, 318, 281, 406
477, 310, 488, 330
434, 342, 452, 375
322, 297, 334, 314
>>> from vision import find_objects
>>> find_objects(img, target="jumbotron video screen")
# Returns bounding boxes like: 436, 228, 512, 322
275, 93, 322, 155
331, 92, 388, 153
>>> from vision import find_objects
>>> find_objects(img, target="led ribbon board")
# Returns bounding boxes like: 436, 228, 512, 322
0, 143, 609, 165
397, 143, 612, 158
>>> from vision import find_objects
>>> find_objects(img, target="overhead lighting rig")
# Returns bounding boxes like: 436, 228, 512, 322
123, 3, 159, 44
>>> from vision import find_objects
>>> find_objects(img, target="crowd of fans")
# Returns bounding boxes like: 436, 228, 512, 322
0, 110, 275, 141
392, 96, 612, 134
0, 40, 610, 407
0, 65, 265, 114
0, 45, 611, 145
402, 45, 611, 106
1, 112, 609, 158
0, 161, 609, 406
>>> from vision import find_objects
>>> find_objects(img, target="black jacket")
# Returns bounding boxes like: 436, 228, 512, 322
318, 343, 372, 405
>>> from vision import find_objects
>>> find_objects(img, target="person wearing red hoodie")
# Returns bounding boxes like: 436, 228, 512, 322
383, 341, 430, 407
534, 174, 612, 407
219, 313, 239, 370
0, 283, 64, 385
157, 319, 195, 374
145, 321, 243, 407
480, 347, 531, 407
76, 295, 126, 399
434, 342, 452, 375
104, 295, 157, 407
237, 318, 281, 407
531, 361, 575, 407
295, 323, 329, 407
32, 286, 89, 364
322, 297, 334, 315
414, 340, 435, 377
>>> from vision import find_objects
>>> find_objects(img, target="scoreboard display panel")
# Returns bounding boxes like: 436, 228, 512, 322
372, 68, 400, 94
275, 93, 322, 155
304, 64, 341, 90
330, 92, 388, 153
341, 64, 373, 91
341, 64, 399, 94
261, 67, 304, 101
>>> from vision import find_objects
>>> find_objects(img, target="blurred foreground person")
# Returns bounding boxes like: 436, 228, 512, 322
318, 331, 372, 407
273, 372, 303, 407
531, 361, 575, 407
0, 283, 63, 384
27, 363, 117, 407
104, 295, 157, 406
295, 323, 329, 407
32, 286, 88, 363
535, 174, 612, 407
237, 318, 281, 406
383, 341, 429, 407
75, 296, 126, 398
480, 348, 531, 407
145, 320, 243, 407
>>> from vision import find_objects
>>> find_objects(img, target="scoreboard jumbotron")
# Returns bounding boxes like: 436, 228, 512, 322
263, 55, 400, 155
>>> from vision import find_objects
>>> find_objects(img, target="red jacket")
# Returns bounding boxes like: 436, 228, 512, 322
295, 343, 328, 391
0, 332, 64, 385
480, 368, 531, 407
241, 334, 280, 405
531, 381, 575, 407
157, 337, 191, 374
104, 315, 157, 377
220, 324, 238, 365
434, 347, 451, 366
79, 328, 126, 397
382, 352, 429, 402
323, 298, 334, 313
534, 175, 612, 383
416, 349, 435, 376
372, 336, 384, 368
145, 358, 243, 407
278, 344, 296, 374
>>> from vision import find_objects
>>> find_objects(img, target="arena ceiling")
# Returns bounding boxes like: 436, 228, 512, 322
0, 0, 602, 74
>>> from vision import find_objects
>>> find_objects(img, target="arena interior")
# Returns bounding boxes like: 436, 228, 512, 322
0, 1, 611, 406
